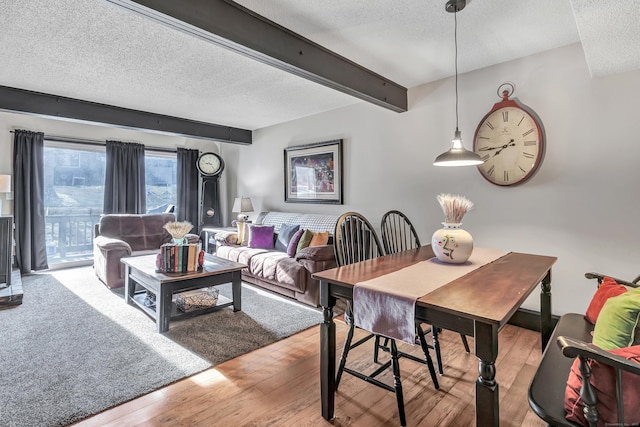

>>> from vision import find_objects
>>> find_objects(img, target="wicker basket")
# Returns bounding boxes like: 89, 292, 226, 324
175, 287, 219, 312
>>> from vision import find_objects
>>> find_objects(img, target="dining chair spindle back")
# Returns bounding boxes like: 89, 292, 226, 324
334, 211, 438, 426
381, 210, 471, 374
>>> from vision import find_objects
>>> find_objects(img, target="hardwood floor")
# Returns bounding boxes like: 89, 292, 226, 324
73, 319, 547, 426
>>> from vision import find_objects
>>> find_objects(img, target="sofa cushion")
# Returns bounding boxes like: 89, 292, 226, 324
248, 251, 306, 292
272, 257, 307, 292
297, 230, 314, 252
275, 223, 300, 252
287, 229, 305, 257
94, 236, 132, 251
216, 245, 268, 267
592, 287, 640, 350
248, 225, 275, 249
565, 345, 640, 426
310, 231, 330, 246
238, 222, 250, 246
98, 213, 174, 251
215, 230, 239, 246
585, 277, 628, 324
216, 245, 307, 292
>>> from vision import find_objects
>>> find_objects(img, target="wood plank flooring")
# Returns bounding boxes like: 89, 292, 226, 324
73, 319, 548, 426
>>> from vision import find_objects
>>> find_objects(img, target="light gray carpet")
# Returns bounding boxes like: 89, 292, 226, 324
0, 266, 323, 427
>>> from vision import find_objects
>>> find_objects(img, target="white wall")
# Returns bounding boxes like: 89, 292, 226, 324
224, 43, 640, 316
0, 112, 229, 221
1, 42, 638, 315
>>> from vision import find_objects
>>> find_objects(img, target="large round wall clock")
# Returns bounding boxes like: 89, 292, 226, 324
473, 83, 545, 186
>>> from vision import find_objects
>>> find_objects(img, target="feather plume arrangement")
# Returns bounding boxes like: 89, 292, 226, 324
436, 194, 474, 224
163, 221, 193, 239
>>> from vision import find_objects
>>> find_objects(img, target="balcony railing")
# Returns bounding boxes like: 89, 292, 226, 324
45, 208, 102, 263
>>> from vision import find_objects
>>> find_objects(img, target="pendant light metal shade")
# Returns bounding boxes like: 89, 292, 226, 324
433, 129, 484, 166
433, 0, 485, 167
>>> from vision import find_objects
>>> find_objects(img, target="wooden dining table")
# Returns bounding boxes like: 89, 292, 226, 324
312, 245, 557, 427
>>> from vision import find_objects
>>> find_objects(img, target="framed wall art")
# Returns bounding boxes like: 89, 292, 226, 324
284, 139, 343, 204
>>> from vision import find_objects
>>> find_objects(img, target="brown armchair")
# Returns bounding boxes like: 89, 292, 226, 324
93, 213, 175, 288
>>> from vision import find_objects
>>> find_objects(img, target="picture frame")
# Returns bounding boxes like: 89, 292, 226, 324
284, 139, 343, 204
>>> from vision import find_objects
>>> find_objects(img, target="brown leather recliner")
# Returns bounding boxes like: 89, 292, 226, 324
93, 213, 175, 288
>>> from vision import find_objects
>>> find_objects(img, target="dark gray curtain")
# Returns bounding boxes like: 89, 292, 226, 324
13, 129, 48, 273
103, 140, 146, 214
176, 148, 199, 228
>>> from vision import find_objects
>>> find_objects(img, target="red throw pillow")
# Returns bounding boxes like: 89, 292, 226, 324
565, 345, 640, 426
585, 277, 628, 324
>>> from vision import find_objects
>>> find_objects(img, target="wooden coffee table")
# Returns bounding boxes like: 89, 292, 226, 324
122, 253, 246, 333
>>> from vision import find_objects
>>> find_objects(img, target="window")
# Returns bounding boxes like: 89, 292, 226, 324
43, 142, 178, 267
145, 150, 177, 213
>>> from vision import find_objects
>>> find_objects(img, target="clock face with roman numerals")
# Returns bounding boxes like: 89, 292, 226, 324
473, 100, 544, 186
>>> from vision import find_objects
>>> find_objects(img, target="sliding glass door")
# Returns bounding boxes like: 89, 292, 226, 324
44, 142, 106, 266
43, 142, 177, 268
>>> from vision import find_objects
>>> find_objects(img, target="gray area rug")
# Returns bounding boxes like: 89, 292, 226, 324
0, 266, 323, 427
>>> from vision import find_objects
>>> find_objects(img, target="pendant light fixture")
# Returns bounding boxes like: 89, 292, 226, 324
433, 0, 485, 167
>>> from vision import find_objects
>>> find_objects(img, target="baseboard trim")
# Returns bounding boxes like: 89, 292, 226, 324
508, 308, 560, 332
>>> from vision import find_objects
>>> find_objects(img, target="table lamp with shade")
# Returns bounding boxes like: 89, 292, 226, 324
232, 197, 254, 222
232, 197, 254, 244
0, 175, 11, 215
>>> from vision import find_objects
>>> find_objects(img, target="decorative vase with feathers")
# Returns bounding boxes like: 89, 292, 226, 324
431, 194, 474, 264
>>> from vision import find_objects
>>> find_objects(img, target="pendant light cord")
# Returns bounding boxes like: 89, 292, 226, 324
454, 9, 459, 132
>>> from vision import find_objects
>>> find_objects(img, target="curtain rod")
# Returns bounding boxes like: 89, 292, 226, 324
9, 131, 177, 153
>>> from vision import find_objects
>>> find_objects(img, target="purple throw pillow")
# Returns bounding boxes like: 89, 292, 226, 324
248, 225, 275, 249
287, 229, 305, 257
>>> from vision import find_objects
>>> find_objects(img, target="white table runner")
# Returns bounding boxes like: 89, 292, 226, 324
353, 247, 508, 344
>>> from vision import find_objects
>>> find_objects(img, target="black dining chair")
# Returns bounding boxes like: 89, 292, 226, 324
380, 210, 471, 375
333, 211, 439, 427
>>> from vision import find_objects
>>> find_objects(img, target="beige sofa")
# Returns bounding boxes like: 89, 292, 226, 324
215, 212, 339, 307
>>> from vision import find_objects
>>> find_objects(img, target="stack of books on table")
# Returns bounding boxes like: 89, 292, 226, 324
157, 243, 201, 273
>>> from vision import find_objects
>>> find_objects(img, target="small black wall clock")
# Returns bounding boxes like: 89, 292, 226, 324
197, 152, 224, 227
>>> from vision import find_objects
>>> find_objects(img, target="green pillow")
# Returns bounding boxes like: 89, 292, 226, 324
296, 229, 314, 252
592, 287, 640, 350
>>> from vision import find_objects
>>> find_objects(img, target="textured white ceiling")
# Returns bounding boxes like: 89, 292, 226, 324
570, 0, 640, 77
0, 0, 635, 132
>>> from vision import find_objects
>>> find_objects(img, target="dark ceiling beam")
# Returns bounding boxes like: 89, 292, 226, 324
0, 86, 252, 145
104, 0, 408, 113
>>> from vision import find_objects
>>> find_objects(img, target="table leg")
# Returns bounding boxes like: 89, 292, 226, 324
540, 269, 552, 351
475, 321, 499, 427
201, 230, 210, 253
232, 270, 241, 312
124, 265, 133, 305
157, 285, 172, 333
320, 281, 336, 421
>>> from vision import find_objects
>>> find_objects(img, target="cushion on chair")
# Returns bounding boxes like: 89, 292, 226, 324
565, 345, 640, 426
585, 277, 628, 324
248, 225, 275, 249
592, 287, 640, 350
275, 223, 300, 252
287, 229, 305, 257
98, 213, 174, 251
